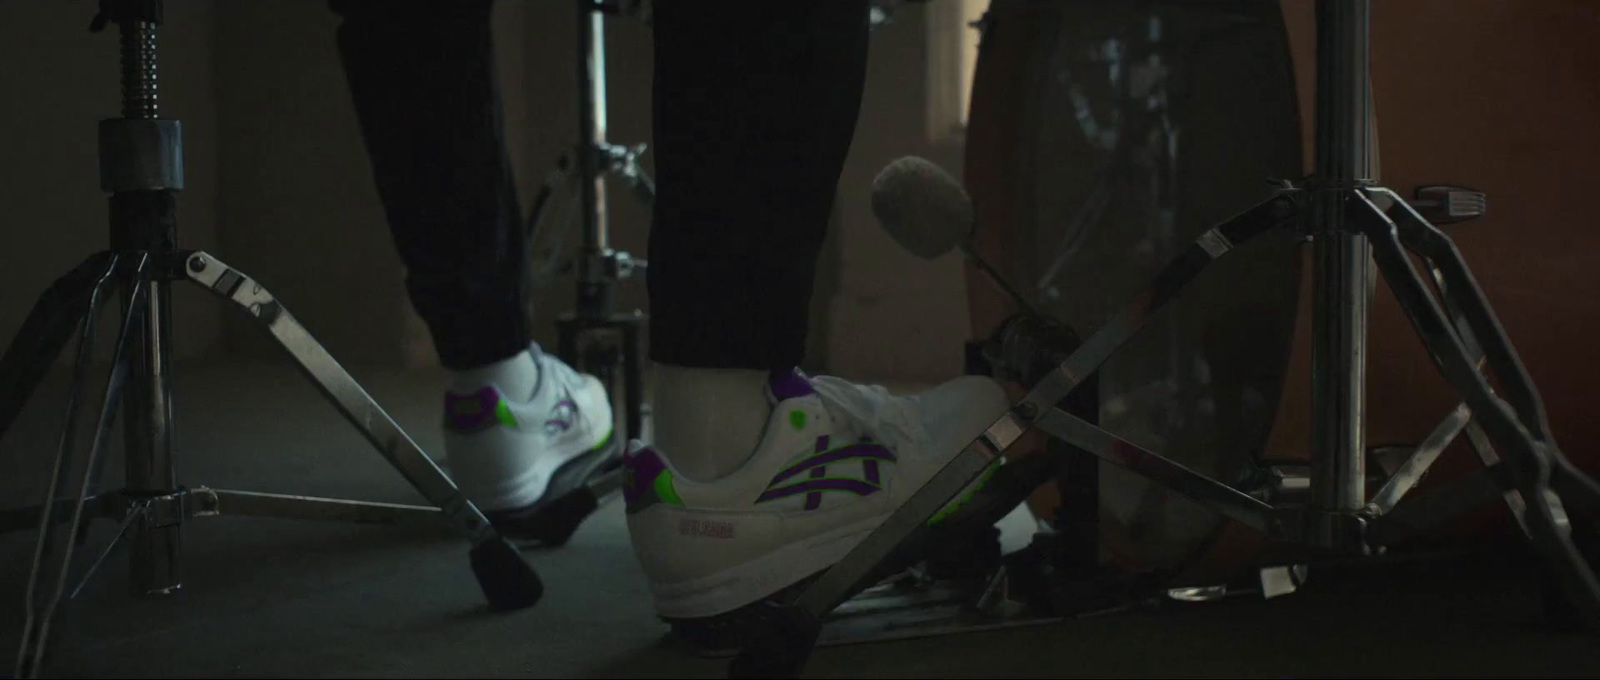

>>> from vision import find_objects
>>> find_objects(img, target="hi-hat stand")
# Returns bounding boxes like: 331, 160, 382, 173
526, 0, 655, 445
729, 1, 1600, 676
0, 2, 542, 677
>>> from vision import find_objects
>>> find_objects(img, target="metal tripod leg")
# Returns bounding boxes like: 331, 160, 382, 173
0, 258, 129, 545
14, 255, 145, 679
1031, 408, 1278, 535
729, 192, 1301, 677
1364, 223, 1542, 529
1351, 189, 1600, 630
179, 251, 543, 611
0, 253, 118, 445
1368, 239, 1532, 521
1379, 191, 1600, 515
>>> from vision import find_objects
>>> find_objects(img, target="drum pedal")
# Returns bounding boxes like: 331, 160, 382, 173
1257, 564, 1309, 599
1409, 185, 1487, 225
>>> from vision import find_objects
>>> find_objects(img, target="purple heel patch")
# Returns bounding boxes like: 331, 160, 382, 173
624, 445, 681, 514
444, 386, 503, 434
767, 369, 815, 403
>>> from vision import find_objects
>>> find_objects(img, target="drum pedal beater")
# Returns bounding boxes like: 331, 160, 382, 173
731, 1, 1600, 676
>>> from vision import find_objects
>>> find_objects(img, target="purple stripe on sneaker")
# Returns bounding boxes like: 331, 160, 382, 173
767, 369, 815, 402
804, 438, 829, 511
444, 386, 500, 433
757, 478, 880, 503
864, 459, 880, 486
804, 466, 825, 510
768, 444, 898, 486
544, 398, 577, 431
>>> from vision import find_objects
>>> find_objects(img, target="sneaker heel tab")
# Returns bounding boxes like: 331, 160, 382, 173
443, 386, 503, 434
766, 369, 816, 404
623, 444, 682, 513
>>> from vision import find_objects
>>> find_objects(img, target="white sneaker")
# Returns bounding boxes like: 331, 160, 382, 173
444, 347, 618, 543
622, 368, 1009, 620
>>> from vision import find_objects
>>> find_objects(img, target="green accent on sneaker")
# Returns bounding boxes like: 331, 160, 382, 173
926, 461, 1001, 527
789, 410, 807, 431
654, 467, 683, 506
494, 399, 518, 428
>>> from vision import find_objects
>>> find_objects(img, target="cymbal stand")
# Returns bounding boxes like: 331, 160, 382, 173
0, 2, 543, 676
529, 0, 655, 445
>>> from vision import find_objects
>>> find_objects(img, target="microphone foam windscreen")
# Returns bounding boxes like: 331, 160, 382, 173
870, 156, 974, 260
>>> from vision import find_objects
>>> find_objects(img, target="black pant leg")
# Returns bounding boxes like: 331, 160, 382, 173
647, 0, 872, 370
331, 0, 527, 370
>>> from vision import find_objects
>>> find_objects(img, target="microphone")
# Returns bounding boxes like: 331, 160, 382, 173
870, 156, 1041, 318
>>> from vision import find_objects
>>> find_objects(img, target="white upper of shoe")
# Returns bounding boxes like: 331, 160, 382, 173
624, 371, 1008, 618
508, 352, 613, 452
807, 375, 1007, 502
444, 351, 613, 512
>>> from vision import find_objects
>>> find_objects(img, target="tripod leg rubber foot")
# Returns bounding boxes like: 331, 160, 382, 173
727, 604, 819, 679
470, 537, 544, 612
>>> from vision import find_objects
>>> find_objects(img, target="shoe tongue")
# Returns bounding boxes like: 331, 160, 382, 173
765, 368, 816, 406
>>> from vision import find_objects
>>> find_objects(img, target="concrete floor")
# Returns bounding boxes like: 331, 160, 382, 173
2, 359, 1599, 678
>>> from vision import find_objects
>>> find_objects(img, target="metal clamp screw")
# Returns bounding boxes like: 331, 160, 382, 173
1013, 402, 1039, 421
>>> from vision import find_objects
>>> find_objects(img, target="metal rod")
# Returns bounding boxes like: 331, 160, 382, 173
1369, 403, 1471, 514
1034, 407, 1278, 535
201, 489, 443, 525
0, 254, 115, 444
1314, 0, 1373, 182
185, 252, 499, 545
575, 1, 608, 255
575, 0, 612, 317
1380, 187, 1557, 443
1308, 0, 1373, 545
33, 267, 149, 670
1366, 465, 1503, 546
959, 244, 1045, 320
15, 257, 118, 679
69, 503, 141, 601
124, 275, 179, 596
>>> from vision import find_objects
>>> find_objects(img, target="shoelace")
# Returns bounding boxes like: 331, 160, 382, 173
807, 377, 925, 457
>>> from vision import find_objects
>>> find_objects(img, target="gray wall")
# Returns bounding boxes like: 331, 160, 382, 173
0, 0, 974, 383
